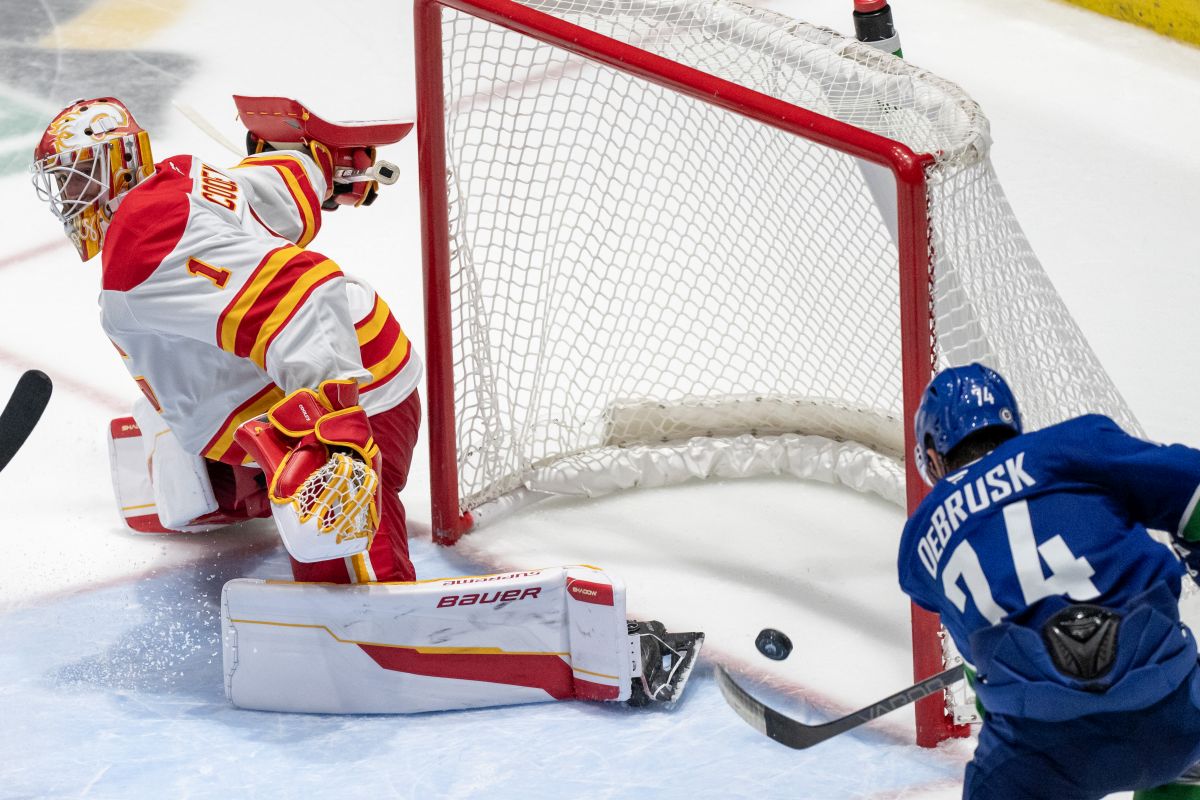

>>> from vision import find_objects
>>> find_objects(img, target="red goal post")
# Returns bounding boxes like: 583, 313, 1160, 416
414, 0, 1140, 747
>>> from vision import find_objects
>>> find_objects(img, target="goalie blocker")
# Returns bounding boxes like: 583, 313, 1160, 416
222, 566, 703, 713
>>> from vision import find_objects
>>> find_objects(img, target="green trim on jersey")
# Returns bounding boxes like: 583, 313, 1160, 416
964, 665, 987, 720
1133, 785, 1200, 799
1182, 485, 1200, 542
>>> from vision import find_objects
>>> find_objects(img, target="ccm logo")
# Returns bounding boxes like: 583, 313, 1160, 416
437, 587, 541, 608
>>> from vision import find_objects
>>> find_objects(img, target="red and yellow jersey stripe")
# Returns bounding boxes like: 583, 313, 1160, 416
202, 383, 287, 464
233, 154, 322, 247
216, 245, 343, 370
355, 294, 412, 393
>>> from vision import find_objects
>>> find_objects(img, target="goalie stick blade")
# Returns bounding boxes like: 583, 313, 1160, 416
715, 663, 965, 750
0, 370, 51, 473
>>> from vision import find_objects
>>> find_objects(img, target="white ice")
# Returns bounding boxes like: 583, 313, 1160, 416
1, 0, 1198, 798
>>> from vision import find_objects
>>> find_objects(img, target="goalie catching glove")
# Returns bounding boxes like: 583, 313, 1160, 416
233, 379, 382, 563
235, 96, 410, 211
246, 132, 388, 209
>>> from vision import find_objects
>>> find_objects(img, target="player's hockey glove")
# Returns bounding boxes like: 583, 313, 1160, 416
233, 379, 382, 563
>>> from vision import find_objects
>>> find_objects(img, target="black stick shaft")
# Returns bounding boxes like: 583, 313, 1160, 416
716, 663, 965, 749
0, 370, 53, 473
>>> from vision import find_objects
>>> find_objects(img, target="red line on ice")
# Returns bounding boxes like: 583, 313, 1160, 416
0, 348, 128, 414
0, 238, 69, 270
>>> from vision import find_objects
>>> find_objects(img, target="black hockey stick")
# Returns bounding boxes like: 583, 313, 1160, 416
715, 663, 965, 750
0, 370, 52, 473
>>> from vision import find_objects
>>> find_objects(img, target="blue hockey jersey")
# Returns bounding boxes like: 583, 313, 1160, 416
898, 414, 1200, 720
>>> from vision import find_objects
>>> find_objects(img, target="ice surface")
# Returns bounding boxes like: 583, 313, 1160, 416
2, 0, 1199, 797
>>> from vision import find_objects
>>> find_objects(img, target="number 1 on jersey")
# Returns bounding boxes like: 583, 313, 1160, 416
187, 257, 231, 288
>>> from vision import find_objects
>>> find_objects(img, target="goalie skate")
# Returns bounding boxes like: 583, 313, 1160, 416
627, 620, 704, 707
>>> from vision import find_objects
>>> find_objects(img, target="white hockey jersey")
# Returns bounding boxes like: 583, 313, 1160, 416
99, 152, 420, 465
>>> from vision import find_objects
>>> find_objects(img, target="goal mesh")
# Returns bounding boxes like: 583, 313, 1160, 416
432, 0, 1138, 514
420, 0, 1141, 743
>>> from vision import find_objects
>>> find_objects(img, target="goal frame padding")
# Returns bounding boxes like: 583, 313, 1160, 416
414, 0, 958, 746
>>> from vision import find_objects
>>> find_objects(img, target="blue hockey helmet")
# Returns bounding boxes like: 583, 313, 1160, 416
913, 363, 1022, 484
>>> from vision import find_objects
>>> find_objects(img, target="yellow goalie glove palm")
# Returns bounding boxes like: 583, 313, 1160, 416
289, 451, 380, 542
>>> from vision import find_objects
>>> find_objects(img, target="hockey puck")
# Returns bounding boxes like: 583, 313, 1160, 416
755, 628, 793, 661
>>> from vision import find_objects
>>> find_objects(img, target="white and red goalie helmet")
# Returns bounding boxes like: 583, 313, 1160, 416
30, 97, 155, 261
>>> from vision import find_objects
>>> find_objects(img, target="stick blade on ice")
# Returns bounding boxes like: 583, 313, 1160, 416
0, 370, 52, 473
715, 666, 831, 749
715, 664, 965, 750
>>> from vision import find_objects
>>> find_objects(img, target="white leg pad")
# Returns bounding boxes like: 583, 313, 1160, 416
131, 399, 219, 529
108, 408, 221, 534
108, 415, 166, 533
222, 566, 632, 714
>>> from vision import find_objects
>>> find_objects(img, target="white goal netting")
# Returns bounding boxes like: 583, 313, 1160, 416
432, 0, 1139, 521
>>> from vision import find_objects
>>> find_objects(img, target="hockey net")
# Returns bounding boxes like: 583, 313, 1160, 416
415, 0, 1141, 745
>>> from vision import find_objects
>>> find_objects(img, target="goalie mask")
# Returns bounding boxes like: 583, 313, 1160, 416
31, 98, 155, 261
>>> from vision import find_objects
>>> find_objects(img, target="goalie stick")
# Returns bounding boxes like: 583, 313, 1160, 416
715, 663, 965, 750
173, 100, 403, 186
0, 370, 52, 473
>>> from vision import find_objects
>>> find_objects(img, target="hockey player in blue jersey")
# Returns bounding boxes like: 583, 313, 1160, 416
898, 363, 1200, 799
